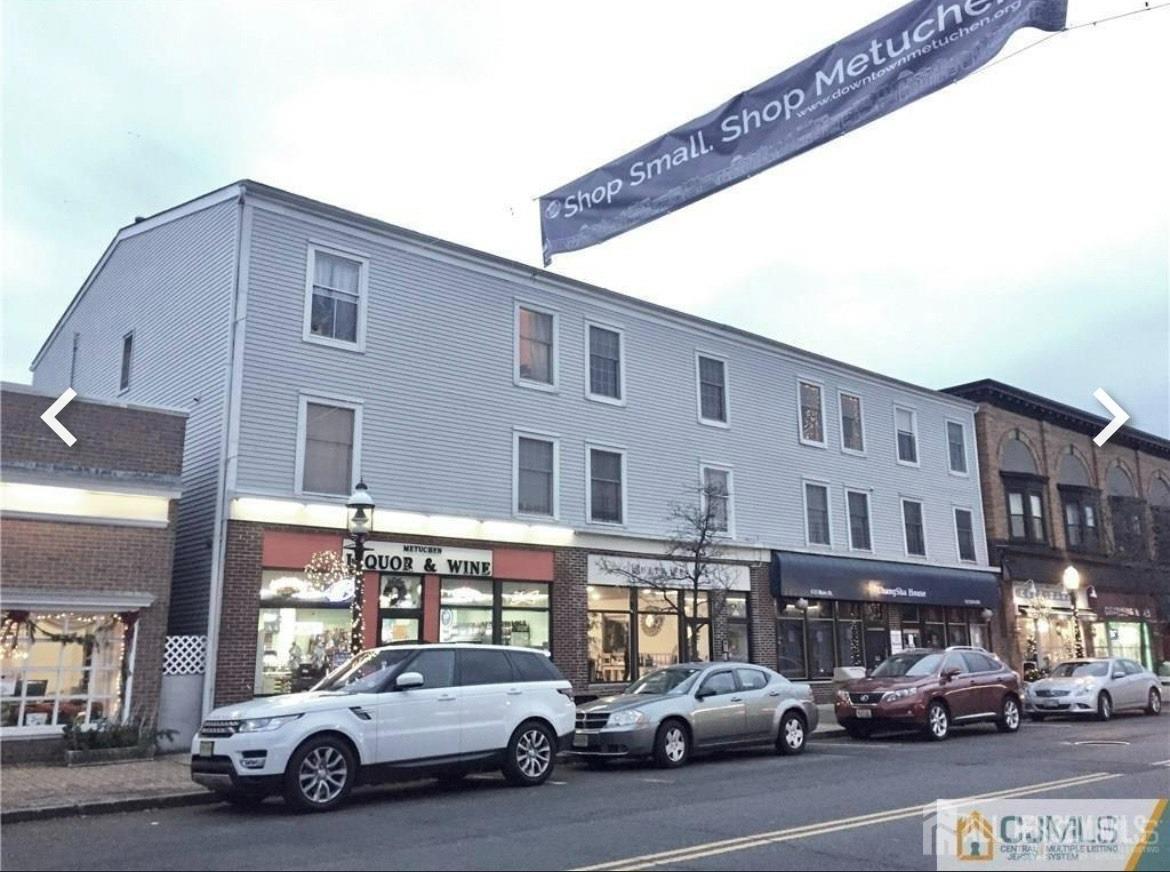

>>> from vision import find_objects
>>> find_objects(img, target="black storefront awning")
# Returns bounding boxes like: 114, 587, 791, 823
770, 551, 1000, 609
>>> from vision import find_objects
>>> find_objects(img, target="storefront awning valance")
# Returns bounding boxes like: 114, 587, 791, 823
0, 588, 155, 613
770, 552, 999, 609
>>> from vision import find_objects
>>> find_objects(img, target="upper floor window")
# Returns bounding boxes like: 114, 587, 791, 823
305, 247, 366, 349
298, 397, 360, 496
798, 381, 825, 446
696, 354, 727, 425
1061, 489, 1099, 552
119, 332, 134, 392
1004, 477, 1045, 543
846, 489, 872, 551
804, 482, 831, 546
840, 392, 864, 453
588, 447, 625, 525
516, 304, 557, 388
587, 324, 623, 402
1106, 464, 1145, 558
701, 466, 732, 533
954, 508, 977, 562
902, 499, 926, 556
946, 421, 968, 474
895, 407, 918, 465
515, 434, 557, 518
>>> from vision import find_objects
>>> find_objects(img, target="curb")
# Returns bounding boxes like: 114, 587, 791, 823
2, 790, 218, 824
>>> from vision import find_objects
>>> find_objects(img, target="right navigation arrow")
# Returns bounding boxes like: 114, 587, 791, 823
1092, 388, 1130, 447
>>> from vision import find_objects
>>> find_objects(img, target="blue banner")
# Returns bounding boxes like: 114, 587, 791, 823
539, 0, 1067, 264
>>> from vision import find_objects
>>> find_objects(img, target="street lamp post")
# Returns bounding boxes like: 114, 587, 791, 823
346, 481, 376, 657
1062, 565, 1084, 659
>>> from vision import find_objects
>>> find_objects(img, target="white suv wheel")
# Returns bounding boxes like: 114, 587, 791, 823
516, 728, 552, 779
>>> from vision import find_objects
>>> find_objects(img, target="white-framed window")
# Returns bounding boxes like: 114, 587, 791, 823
954, 507, 978, 562
586, 445, 626, 525
303, 244, 368, 351
839, 391, 865, 454
1, 613, 132, 735
515, 302, 558, 390
901, 498, 927, 557
119, 331, 134, 393
695, 353, 729, 426
803, 481, 832, 546
295, 394, 362, 497
797, 380, 826, 447
946, 420, 969, 475
894, 406, 919, 466
700, 464, 733, 534
513, 431, 559, 519
845, 488, 873, 551
585, 322, 624, 404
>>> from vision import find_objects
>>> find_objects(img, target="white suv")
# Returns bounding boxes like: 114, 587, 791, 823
190, 644, 575, 811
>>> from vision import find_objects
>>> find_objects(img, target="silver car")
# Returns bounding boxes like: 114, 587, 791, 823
1025, 657, 1163, 721
570, 662, 818, 768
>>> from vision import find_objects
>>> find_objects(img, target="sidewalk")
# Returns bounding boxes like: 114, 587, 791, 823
1, 752, 213, 823
814, 703, 844, 736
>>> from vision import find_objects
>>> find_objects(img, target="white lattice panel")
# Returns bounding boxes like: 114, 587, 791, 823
164, 635, 207, 675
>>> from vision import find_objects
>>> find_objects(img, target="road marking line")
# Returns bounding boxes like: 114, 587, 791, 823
572, 772, 1122, 871
1150, 759, 1170, 767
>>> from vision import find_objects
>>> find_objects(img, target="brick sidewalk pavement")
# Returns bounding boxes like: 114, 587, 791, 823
2, 752, 205, 820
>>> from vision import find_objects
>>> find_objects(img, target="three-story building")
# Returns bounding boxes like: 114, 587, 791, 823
30, 180, 996, 715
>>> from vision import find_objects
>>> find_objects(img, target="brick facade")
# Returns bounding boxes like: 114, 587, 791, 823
1, 385, 185, 763
948, 381, 1170, 667
213, 520, 767, 706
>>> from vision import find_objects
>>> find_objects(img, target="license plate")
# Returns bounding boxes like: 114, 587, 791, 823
572, 734, 588, 748
199, 740, 214, 757
855, 708, 873, 719
1042, 701, 1060, 708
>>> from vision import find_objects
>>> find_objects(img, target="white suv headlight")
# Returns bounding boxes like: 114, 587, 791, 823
881, 687, 919, 703
237, 714, 302, 733
606, 710, 648, 728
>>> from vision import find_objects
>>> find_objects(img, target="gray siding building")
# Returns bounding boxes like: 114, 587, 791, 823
31, 181, 998, 710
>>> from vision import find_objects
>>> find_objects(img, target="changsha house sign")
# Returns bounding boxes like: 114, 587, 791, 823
343, 540, 493, 577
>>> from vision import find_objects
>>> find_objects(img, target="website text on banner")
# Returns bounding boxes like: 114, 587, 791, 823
539, 0, 1068, 265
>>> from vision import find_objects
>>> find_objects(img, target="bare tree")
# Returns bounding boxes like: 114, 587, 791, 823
598, 483, 735, 662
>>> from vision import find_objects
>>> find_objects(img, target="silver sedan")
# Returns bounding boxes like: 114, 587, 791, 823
1025, 657, 1163, 721
570, 662, 818, 768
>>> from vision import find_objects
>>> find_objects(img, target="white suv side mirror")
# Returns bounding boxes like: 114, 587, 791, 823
396, 671, 424, 690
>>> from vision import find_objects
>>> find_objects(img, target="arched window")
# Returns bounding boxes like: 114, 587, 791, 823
1151, 476, 1170, 508
1150, 475, 1170, 565
1057, 451, 1098, 551
1000, 437, 1045, 544
1106, 464, 1144, 558
1001, 438, 1039, 475
1106, 464, 1135, 497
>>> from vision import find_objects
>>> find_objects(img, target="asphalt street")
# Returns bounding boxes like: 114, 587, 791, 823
3, 714, 1167, 871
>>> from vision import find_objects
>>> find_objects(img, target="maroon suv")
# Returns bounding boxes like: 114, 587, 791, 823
834, 647, 1022, 740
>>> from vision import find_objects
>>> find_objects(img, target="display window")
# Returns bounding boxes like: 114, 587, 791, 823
255, 570, 351, 695
1, 613, 129, 733
439, 579, 550, 651
379, 574, 423, 644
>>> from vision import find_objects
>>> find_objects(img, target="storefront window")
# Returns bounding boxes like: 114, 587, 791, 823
440, 579, 495, 644
725, 593, 750, 661
586, 585, 715, 684
923, 607, 946, 649
807, 619, 835, 679
1092, 622, 1148, 667
440, 579, 550, 651
256, 570, 351, 695
1, 613, 127, 731
380, 575, 423, 644
776, 618, 806, 678
863, 603, 889, 669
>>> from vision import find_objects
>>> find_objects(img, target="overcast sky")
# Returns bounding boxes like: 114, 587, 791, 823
3, 0, 1167, 435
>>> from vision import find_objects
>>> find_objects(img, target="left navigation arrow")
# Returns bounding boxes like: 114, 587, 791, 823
41, 388, 78, 446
